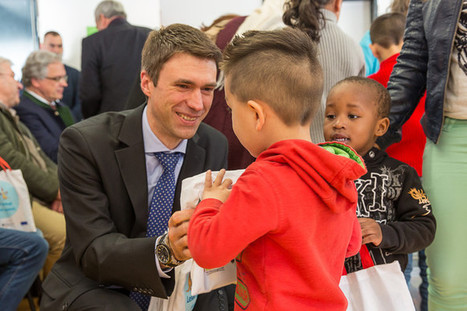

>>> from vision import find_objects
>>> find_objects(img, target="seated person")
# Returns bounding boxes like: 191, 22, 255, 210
0, 228, 48, 310
0, 56, 66, 278
323, 76, 436, 273
188, 28, 366, 310
15, 50, 74, 163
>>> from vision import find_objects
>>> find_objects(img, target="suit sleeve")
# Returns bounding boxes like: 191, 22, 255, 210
80, 38, 102, 119
378, 165, 436, 254
378, 0, 428, 149
58, 126, 169, 297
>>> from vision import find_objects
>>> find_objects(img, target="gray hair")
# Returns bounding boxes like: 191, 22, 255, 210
94, 0, 126, 21
22, 50, 61, 87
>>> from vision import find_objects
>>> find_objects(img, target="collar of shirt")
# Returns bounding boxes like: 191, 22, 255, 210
25, 89, 56, 107
142, 106, 187, 206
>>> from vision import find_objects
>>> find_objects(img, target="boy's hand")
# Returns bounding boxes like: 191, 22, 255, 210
359, 218, 383, 246
202, 169, 232, 203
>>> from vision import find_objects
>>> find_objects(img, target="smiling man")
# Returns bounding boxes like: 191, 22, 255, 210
15, 50, 75, 163
40, 24, 233, 311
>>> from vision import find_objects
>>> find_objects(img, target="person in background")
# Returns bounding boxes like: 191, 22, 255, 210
40, 24, 234, 311
283, 0, 366, 144
378, 0, 467, 309
0, 228, 48, 310
189, 28, 365, 310
15, 50, 74, 163
80, 0, 151, 118
0, 56, 65, 279
359, 0, 409, 76
41, 31, 82, 121
324, 77, 435, 284
368, 12, 429, 310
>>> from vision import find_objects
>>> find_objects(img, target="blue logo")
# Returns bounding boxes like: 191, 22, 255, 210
0, 181, 19, 218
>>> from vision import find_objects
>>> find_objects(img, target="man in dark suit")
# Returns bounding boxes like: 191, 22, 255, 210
40, 24, 234, 311
41, 31, 82, 121
80, 0, 151, 119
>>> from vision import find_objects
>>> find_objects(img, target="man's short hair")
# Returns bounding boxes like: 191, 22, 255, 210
333, 76, 391, 117
44, 31, 61, 39
22, 50, 62, 87
370, 13, 406, 49
95, 0, 126, 21
141, 24, 222, 86
222, 27, 323, 126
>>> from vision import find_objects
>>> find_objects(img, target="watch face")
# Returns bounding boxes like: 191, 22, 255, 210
156, 244, 171, 264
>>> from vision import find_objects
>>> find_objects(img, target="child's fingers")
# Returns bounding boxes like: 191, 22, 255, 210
213, 169, 226, 185
223, 178, 233, 189
204, 170, 212, 188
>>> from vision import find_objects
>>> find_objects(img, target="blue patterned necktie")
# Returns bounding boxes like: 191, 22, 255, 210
130, 152, 182, 310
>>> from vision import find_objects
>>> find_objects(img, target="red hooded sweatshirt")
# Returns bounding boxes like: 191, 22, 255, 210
188, 140, 366, 310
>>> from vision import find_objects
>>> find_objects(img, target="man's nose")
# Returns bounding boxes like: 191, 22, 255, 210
187, 90, 204, 111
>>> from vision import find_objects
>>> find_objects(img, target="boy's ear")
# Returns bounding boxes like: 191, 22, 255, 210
247, 100, 265, 131
375, 117, 390, 137
140, 70, 152, 97
369, 43, 381, 61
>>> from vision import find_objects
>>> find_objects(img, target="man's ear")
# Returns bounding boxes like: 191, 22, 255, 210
247, 100, 265, 131
140, 70, 152, 97
31, 77, 41, 88
375, 117, 390, 137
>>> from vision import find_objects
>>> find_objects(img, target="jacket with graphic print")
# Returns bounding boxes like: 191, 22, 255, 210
345, 147, 436, 273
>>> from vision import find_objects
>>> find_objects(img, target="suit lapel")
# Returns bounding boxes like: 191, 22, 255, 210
114, 105, 149, 231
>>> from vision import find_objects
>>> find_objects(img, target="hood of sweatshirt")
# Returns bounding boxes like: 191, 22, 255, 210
256, 140, 366, 213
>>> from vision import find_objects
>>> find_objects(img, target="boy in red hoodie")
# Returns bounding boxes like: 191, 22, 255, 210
188, 28, 367, 310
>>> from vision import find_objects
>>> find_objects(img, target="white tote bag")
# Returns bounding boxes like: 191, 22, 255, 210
180, 170, 244, 295
339, 245, 415, 311
0, 156, 36, 232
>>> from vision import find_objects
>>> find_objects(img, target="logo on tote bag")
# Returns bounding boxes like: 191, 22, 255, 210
0, 181, 19, 218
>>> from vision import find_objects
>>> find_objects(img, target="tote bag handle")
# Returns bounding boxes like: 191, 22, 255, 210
0, 156, 11, 171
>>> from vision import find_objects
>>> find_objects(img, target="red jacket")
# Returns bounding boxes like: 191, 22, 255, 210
369, 53, 426, 176
189, 140, 366, 310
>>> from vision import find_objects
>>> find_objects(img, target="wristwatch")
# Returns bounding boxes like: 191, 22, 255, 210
156, 233, 184, 267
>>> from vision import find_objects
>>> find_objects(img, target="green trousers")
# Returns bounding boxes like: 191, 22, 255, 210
424, 117, 467, 310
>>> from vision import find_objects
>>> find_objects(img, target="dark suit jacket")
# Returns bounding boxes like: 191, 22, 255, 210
80, 18, 151, 118
63, 64, 82, 121
15, 92, 74, 163
41, 105, 230, 310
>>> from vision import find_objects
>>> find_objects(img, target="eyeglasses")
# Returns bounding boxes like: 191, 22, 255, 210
45, 75, 68, 82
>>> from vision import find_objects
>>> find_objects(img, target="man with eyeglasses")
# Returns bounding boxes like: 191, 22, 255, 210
15, 50, 75, 164
0, 56, 66, 279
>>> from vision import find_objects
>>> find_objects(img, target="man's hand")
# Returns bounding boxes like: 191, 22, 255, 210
167, 208, 195, 262
359, 218, 383, 246
50, 190, 63, 213
202, 169, 232, 203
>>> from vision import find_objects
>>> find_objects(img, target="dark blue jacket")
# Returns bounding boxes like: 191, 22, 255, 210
63, 64, 82, 121
15, 91, 74, 163
379, 0, 463, 147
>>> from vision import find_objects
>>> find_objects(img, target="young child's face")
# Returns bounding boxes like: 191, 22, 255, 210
323, 82, 387, 156
224, 76, 262, 158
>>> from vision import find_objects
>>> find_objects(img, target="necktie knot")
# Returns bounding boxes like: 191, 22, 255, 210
154, 152, 182, 173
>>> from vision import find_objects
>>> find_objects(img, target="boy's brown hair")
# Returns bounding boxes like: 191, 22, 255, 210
141, 23, 222, 86
222, 27, 323, 126
333, 76, 391, 117
370, 13, 406, 49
